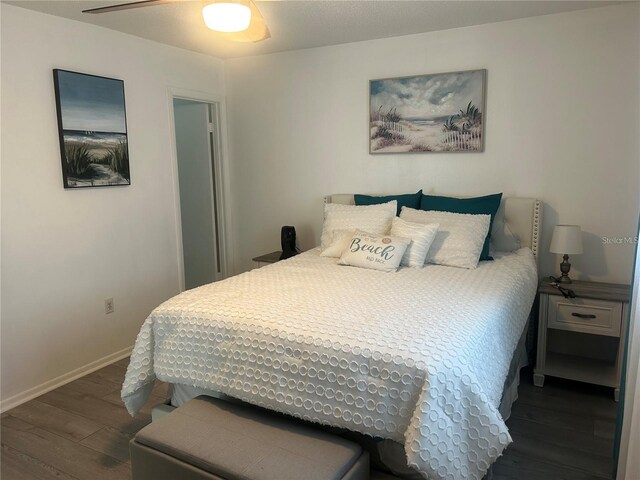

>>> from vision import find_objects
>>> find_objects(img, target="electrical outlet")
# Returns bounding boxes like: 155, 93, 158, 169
105, 298, 114, 314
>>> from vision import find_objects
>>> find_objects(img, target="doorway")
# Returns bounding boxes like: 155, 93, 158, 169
172, 97, 226, 290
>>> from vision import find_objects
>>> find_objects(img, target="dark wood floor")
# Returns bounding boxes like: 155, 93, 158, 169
1, 362, 617, 480
493, 367, 617, 479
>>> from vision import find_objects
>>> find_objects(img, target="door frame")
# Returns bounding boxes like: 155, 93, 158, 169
167, 87, 233, 291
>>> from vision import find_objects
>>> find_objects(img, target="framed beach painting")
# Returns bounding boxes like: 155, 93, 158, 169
53, 69, 130, 188
369, 69, 486, 154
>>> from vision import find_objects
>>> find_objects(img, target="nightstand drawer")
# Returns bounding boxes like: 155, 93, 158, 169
548, 296, 622, 337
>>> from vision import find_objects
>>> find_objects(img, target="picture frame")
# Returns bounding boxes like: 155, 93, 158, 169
369, 69, 486, 154
53, 69, 131, 188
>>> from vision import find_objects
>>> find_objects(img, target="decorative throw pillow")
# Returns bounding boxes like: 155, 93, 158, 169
354, 190, 422, 216
320, 201, 396, 250
400, 208, 490, 269
390, 217, 439, 267
420, 193, 502, 261
320, 229, 355, 258
338, 230, 410, 272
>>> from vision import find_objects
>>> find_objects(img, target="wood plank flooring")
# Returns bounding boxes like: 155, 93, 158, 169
1, 362, 617, 480
492, 367, 617, 480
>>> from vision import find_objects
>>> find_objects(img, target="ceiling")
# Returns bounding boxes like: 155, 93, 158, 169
5, 0, 623, 59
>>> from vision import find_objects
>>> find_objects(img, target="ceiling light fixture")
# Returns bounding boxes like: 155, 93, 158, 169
82, 0, 270, 43
202, 1, 252, 33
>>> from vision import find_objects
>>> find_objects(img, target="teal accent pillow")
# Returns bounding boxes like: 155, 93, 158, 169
420, 193, 503, 261
354, 190, 422, 216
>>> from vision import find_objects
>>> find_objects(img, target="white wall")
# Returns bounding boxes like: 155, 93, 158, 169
225, 4, 640, 283
0, 4, 225, 409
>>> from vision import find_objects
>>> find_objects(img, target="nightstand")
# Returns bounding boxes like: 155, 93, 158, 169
534, 279, 631, 401
252, 251, 282, 268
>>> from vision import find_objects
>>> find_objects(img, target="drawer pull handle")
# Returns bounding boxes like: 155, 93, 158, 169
571, 313, 597, 320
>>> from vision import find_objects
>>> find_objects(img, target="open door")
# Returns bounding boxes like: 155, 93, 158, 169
173, 98, 226, 289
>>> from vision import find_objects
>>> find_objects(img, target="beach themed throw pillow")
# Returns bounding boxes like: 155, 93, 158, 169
338, 230, 410, 272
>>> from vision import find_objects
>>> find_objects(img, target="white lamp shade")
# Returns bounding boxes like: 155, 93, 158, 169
550, 225, 583, 254
202, 2, 251, 32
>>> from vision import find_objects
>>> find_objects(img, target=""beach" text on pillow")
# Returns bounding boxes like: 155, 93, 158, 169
349, 237, 396, 260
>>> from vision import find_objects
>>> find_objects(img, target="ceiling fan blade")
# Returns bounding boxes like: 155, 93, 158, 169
219, 1, 270, 43
82, 0, 181, 14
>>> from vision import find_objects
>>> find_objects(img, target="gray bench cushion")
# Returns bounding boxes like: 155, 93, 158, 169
132, 396, 368, 480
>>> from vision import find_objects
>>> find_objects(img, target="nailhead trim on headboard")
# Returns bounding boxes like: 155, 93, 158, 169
531, 199, 542, 260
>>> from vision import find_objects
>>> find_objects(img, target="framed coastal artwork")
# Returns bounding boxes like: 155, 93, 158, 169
53, 69, 130, 188
369, 69, 486, 154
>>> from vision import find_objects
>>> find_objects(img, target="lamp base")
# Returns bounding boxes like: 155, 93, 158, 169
557, 254, 572, 283
556, 274, 572, 284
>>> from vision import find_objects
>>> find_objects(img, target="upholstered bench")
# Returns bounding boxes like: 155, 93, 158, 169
130, 396, 370, 480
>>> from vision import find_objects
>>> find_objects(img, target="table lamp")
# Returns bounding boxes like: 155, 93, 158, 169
549, 225, 583, 283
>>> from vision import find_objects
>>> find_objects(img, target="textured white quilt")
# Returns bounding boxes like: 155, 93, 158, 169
122, 248, 537, 480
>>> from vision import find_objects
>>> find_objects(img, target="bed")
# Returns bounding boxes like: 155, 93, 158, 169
122, 195, 542, 480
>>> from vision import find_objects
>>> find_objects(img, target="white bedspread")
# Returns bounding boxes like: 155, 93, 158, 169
122, 248, 537, 480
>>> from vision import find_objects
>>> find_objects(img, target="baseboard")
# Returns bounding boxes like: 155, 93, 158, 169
0, 345, 133, 413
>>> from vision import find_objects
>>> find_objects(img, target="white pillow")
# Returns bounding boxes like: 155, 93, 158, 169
390, 217, 439, 267
400, 208, 490, 269
320, 201, 396, 250
338, 230, 410, 272
320, 229, 355, 258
